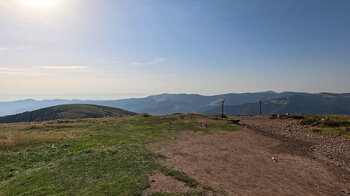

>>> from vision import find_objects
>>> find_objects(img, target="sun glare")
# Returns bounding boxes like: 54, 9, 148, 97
21, 0, 59, 8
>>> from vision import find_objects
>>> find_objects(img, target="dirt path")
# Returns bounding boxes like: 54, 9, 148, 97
236, 116, 350, 185
148, 117, 350, 195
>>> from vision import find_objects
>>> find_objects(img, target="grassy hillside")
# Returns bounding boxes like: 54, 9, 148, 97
0, 104, 136, 123
0, 115, 239, 195
298, 115, 350, 138
205, 93, 350, 115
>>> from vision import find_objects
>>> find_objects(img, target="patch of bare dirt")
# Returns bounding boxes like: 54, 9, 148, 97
142, 172, 190, 196
150, 117, 350, 195
236, 116, 350, 183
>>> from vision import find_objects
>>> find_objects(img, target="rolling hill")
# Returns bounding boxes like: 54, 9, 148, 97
1, 92, 349, 116
0, 91, 302, 116
102, 91, 303, 115
204, 93, 350, 115
0, 104, 136, 123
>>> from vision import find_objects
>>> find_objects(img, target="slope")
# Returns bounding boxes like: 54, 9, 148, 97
0, 104, 136, 123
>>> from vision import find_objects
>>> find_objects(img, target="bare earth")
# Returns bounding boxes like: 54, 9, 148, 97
142, 172, 190, 195
146, 116, 350, 196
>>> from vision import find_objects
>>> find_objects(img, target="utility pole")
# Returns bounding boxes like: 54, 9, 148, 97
259, 101, 262, 115
29, 111, 33, 124
221, 99, 225, 118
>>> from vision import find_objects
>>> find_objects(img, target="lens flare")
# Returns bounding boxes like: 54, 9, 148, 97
21, 0, 59, 8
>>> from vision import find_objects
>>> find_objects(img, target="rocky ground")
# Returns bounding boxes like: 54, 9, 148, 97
237, 116, 350, 181
145, 116, 350, 195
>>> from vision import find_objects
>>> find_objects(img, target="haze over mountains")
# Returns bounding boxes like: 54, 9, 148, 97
205, 93, 350, 116
1, 91, 350, 117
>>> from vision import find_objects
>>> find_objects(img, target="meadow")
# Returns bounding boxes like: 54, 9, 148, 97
0, 115, 238, 195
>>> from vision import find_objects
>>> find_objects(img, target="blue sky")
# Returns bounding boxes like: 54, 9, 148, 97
0, 0, 349, 100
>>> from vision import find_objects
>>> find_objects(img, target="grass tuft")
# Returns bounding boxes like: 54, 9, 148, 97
297, 115, 350, 138
159, 167, 199, 188
203, 123, 240, 133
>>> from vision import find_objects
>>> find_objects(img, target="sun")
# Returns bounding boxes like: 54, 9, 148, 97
21, 0, 59, 8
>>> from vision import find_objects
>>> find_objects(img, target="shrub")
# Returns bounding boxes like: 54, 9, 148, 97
228, 119, 240, 124
138, 113, 151, 117
311, 128, 321, 133
290, 115, 305, 119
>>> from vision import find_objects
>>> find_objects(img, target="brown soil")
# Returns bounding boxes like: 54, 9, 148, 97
148, 116, 350, 196
142, 172, 190, 196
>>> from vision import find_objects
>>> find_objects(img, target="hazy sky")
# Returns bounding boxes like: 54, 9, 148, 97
0, 0, 349, 100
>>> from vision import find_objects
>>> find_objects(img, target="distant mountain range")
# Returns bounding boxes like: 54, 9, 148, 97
204, 93, 350, 115
0, 104, 136, 123
0, 91, 295, 116
1, 91, 349, 117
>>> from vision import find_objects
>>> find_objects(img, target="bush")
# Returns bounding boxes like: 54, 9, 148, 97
290, 115, 305, 119
138, 113, 151, 117
311, 128, 321, 133
228, 119, 240, 124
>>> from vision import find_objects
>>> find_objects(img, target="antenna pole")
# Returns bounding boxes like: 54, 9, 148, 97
259, 101, 262, 115
221, 99, 225, 118
29, 111, 33, 124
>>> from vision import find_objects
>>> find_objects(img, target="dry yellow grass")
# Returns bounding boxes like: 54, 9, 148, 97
0, 132, 67, 152
102, 145, 118, 153
65, 129, 95, 138
0, 128, 97, 153
0, 119, 100, 153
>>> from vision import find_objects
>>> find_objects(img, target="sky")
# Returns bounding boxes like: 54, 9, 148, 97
0, 0, 349, 101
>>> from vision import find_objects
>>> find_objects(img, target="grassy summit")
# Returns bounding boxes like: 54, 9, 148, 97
0, 104, 136, 123
0, 115, 239, 195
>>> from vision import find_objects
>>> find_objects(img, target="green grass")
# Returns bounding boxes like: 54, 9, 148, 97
311, 127, 350, 137
297, 115, 350, 138
203, 123, 240, 133
159, 167, 199, 188
299, 115, 350, 127
0, 104, 136, 123
0, 116, 233, 195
